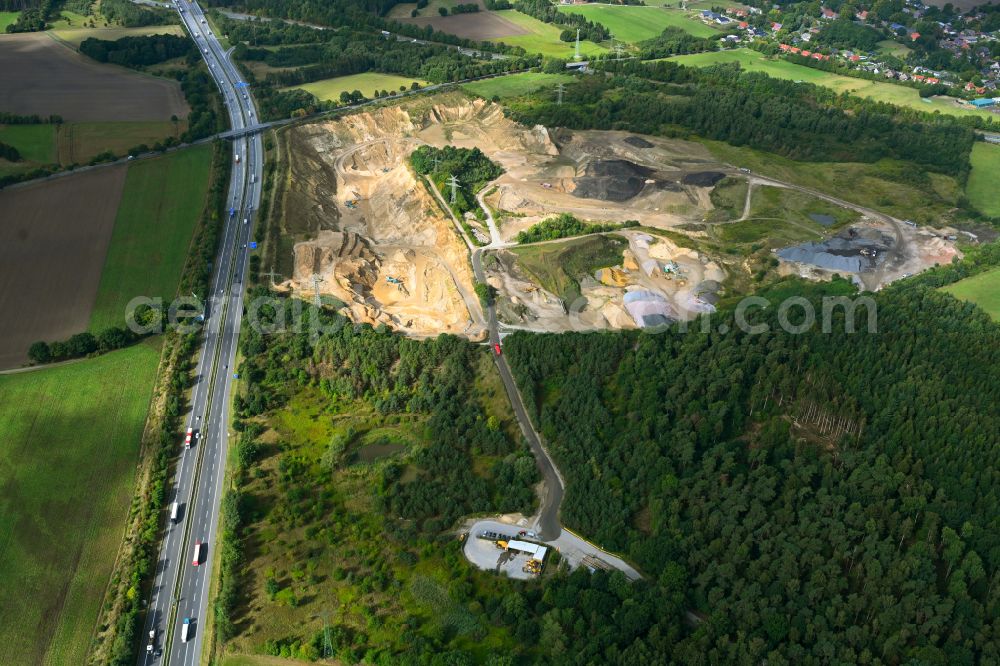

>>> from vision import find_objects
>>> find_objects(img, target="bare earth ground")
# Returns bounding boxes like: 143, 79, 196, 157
280, 101, 489, 338
275, 93, 959, 337
399, 11, 528, 40
0, 33, 189, 121
0, 166, 127, 368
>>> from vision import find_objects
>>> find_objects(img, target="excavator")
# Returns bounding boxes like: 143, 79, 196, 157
386, 275, 409, 296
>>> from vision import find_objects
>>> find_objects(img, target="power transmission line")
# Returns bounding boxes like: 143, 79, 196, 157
310, 273, 323, 309
261, 267, 281, 287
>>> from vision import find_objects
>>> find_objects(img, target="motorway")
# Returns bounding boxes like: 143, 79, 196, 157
139, 1, 262, 664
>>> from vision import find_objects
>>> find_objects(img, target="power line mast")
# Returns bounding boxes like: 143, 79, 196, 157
432, 154, 441, 172
555, 83, 565, 106
262, 267, 281, 288
310, 273, 323, 309
447, 174, 460, 204
574, 28, 581, 61
612, 33, 623, 59
320, 610, 334, 660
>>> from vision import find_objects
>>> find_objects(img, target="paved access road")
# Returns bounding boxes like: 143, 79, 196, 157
138, 1, 262, 663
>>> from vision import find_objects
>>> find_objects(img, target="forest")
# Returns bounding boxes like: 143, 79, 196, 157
79, 34, 192, 67
221, 14, 539, 120
511, 0, 609, 43
502, 275, 1000, 662
515, 213, 637, 244
638, 27, 719, 60
508, 61, 976, 177
224, 294, 699, 663
410, 145, 503, 217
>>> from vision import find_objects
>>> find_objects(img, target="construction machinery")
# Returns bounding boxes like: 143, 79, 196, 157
522, 559, 543, 575
385, 275, 408, 295
496, 540, 508, 550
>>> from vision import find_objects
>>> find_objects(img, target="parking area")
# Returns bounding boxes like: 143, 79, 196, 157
463, 520, 544, 580
463, 518, 643, 581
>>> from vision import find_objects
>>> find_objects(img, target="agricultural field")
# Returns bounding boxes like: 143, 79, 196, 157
395, 6, 531, 40
291, 73, 428, 102
48, 8, 111, 29
387, 0, 480, 19
0, 33, 189, 122
669, 49, 995, 120
55, 119, 184, 164
0, 123, 57, 164
51, 24, 184, 49
966, 142, 1000, 218
0, 341, 162, 665
462, 71, 572, 99
557, 4, 718, 41
493, 9, 608, 57
941, 267, 1000, 320
89, 144, 213, 332
0, 165, 128, 369
0, 10, 18, 30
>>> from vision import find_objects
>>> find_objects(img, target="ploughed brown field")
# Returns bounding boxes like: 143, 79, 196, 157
0, 33, 189, 122
400, 11, 529, 40
0, 166, 127, 368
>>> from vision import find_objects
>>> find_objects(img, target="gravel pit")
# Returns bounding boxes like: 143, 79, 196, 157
681, 171, 726, 187
572, 159, 654, 202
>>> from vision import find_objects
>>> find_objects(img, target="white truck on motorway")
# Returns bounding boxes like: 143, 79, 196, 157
234, 154, 240, 163
146, 629, 155, 654
170, 501, 179, 522
181, 618, 191, 642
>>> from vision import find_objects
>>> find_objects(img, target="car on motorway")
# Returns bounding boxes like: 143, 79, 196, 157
192, 540, 202, 566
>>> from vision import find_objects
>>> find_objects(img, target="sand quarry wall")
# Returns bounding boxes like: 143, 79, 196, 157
282, 97, 550, 337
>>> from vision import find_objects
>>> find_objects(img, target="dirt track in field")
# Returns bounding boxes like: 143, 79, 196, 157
400, 11, 528, 40
0, 33, 189, 122
0, 166, 128, 368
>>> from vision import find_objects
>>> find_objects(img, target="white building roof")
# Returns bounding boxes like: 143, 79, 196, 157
507, 540, 548, 560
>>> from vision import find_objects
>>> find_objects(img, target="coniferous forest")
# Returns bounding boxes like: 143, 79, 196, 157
504, 279, 1000, 663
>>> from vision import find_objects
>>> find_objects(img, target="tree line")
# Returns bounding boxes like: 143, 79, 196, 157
410, 144, 503, 218
508, 61, 976, 178
79, 34, 192, 68
515, 213, 638, 244
511, 0, 610, 43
